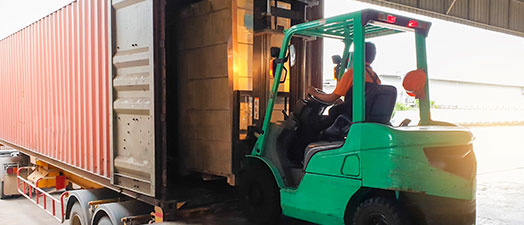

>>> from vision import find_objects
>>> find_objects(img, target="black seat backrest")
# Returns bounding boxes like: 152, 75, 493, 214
322, 84, 397, 141
341, 83, 397, 124
364, 84, 397, 124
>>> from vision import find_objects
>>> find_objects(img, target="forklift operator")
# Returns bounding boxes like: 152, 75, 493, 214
306, 42, 381, 104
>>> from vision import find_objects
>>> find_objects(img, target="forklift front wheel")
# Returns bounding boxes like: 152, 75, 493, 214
240, 160, 282, 224
352, 197, 411, 225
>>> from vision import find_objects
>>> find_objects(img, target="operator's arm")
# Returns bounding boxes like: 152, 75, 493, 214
306, 69, 353, 104
306, 87, 341, 103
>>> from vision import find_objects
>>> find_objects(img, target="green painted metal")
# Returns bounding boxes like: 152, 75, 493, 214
416, 32, 432, 125
341, 155, 360, 176
248, 9, 475, 225
253, 33, 291, 155
352, 15, 366, 123
287, 123, 475, 224
280, 173, 361, 225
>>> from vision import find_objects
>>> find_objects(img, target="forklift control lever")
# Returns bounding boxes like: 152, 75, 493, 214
282, 110, 289, 120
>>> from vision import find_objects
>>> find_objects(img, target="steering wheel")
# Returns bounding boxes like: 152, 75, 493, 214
307, 88, 332, 106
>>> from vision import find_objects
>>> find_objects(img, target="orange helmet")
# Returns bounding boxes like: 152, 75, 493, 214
403, 69, 427, 99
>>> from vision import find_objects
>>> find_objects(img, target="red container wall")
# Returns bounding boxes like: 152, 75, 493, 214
0, 0, 110, 178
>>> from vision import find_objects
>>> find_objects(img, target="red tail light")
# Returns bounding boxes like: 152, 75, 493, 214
387, 15, 397, 23
408, 20, 419, 28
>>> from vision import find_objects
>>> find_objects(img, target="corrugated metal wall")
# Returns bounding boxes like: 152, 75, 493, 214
0, 0, 110, 178
357, 0, 524, 37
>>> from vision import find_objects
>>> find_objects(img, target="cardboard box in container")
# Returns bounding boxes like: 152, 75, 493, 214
176, 0, 254, 183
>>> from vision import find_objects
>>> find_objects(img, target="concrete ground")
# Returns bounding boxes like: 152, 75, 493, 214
0, 196, 61, 225
474, 126, 524, 225
0, 126, 523, 225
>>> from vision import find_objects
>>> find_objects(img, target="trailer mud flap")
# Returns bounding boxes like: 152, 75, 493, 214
110, 0, 162, 197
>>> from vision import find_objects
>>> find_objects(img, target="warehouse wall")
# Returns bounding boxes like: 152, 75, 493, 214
380, 74, 524, 109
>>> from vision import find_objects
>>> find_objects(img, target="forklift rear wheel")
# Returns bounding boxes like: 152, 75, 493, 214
352, 197, 411, 225
240, 160, 282, 224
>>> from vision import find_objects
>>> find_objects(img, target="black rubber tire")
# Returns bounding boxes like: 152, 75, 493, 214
96, 216, 113, 225
240, 160, 282, 224
352, 197, 411, 225
70, 202, 86, 225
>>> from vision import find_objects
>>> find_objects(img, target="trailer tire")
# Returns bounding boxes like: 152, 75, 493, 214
240, 160, 281, 224
352, 197, 411, 225
95, 216, 113, 225
70, 202, 86, 225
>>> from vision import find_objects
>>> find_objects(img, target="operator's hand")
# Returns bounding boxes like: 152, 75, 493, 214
307, 87, 325, 96
306, 87, 317, 96
334, 98, 344, 105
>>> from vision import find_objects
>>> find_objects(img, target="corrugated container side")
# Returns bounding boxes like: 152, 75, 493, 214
0, 0, 110, 179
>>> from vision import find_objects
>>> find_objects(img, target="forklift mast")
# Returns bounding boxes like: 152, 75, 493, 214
252, 0, 324, 129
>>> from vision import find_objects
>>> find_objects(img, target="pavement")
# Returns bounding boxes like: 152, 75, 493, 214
473, 126, 524, 225
0, 126, 523, 225
0, 197, 61, 225
477, 168, 524, 225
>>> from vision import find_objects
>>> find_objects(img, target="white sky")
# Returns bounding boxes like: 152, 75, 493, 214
324, 0, 524, 86
0, 0, 74, 40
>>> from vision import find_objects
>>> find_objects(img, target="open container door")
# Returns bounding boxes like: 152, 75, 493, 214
110, 0, 165, 198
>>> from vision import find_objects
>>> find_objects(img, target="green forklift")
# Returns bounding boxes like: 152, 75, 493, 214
240, 9, 477, 225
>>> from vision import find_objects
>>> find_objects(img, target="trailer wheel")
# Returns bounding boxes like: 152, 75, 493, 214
240, 160, 281, 224
70, 202, 86, 225
95, 216, 113, 225
352, 197, 411, 225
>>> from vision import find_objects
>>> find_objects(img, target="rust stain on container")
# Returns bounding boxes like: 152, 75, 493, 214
0, 0, 110, 178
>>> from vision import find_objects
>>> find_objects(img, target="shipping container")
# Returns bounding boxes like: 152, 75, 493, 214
0, 0, 261, 202
0, 0, 112, 181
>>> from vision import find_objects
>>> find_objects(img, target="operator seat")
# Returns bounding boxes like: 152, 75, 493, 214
322, 84, 397, 139
365, 84, 397, 124
303, 84, 397, 168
